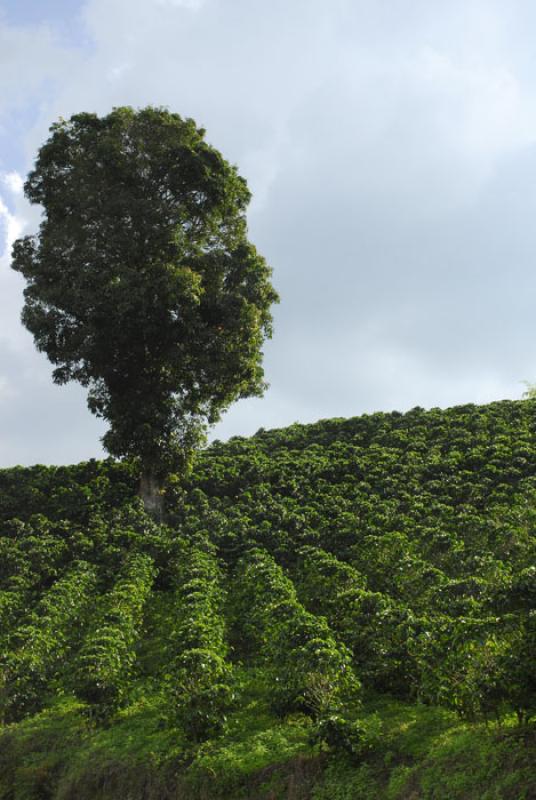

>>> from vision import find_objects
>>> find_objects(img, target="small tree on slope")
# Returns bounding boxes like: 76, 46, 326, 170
12, 107, 278, 516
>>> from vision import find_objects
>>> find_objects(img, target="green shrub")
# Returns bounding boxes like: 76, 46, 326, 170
235, 548, 360, 717
164, 539, 233, 740
1, 561, 97, 722
74, 552, 156, 718
316, 713, 383, 758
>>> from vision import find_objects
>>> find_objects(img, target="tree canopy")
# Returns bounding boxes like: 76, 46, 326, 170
12, 106, 278, 508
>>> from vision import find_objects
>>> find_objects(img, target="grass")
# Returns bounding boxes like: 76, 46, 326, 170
0, 683, 534, 800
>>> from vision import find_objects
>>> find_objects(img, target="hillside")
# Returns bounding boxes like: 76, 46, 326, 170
0, 399, 535, 799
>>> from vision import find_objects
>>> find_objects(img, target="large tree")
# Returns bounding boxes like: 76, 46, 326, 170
12, 107, 278, 515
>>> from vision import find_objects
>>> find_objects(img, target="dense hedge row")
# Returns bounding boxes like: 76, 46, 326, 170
165, 538, 233, 740
0, 561, 97, 722
293, 545, 417, 695
74, 552, 156, 717
234, 548, 360, 717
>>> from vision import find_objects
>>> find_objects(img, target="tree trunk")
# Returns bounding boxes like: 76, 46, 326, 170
139, 470, 164, 521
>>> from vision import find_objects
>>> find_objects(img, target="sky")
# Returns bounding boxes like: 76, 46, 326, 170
2, 0, 536, 466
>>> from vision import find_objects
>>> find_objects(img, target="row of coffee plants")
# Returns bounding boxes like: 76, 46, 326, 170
291, 545, 417, 696
164, 538, 233, 741
74, 552, 156, 718
233, 548, 360, 717
414, 563, 536, 723
0, 560, 97, 722
293, 545, 535, 721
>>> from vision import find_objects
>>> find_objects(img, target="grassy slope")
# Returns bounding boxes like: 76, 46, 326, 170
1, 693, 534, 799
0, 399, 535, 799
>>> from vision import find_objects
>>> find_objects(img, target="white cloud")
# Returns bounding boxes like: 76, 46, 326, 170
2, 171, 24, 194
0, 194, 24, 265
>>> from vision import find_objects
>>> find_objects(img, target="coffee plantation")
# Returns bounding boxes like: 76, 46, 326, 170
0, 399, 534, 798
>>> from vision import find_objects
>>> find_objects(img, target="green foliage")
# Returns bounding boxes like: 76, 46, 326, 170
12, 106, 278, 484
234, 548, 360, 717
294, 545, 367, 614
0, 562, 97, 722
311, 701, 536, 800
163, 540, 233, 740
0, 399, 535, 797
293, 545, 419, 696
414, 617, 506, 718
0, 459, 136, 526
74, 552, 156, 717
316, 712, 383, 759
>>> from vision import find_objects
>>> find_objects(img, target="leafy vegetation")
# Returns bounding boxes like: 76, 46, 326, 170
74, 551, 156, 718
233, 547, 359, 718
163, 538, 233, 740
11, 107, 278, 514
0, 398, 535, 798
